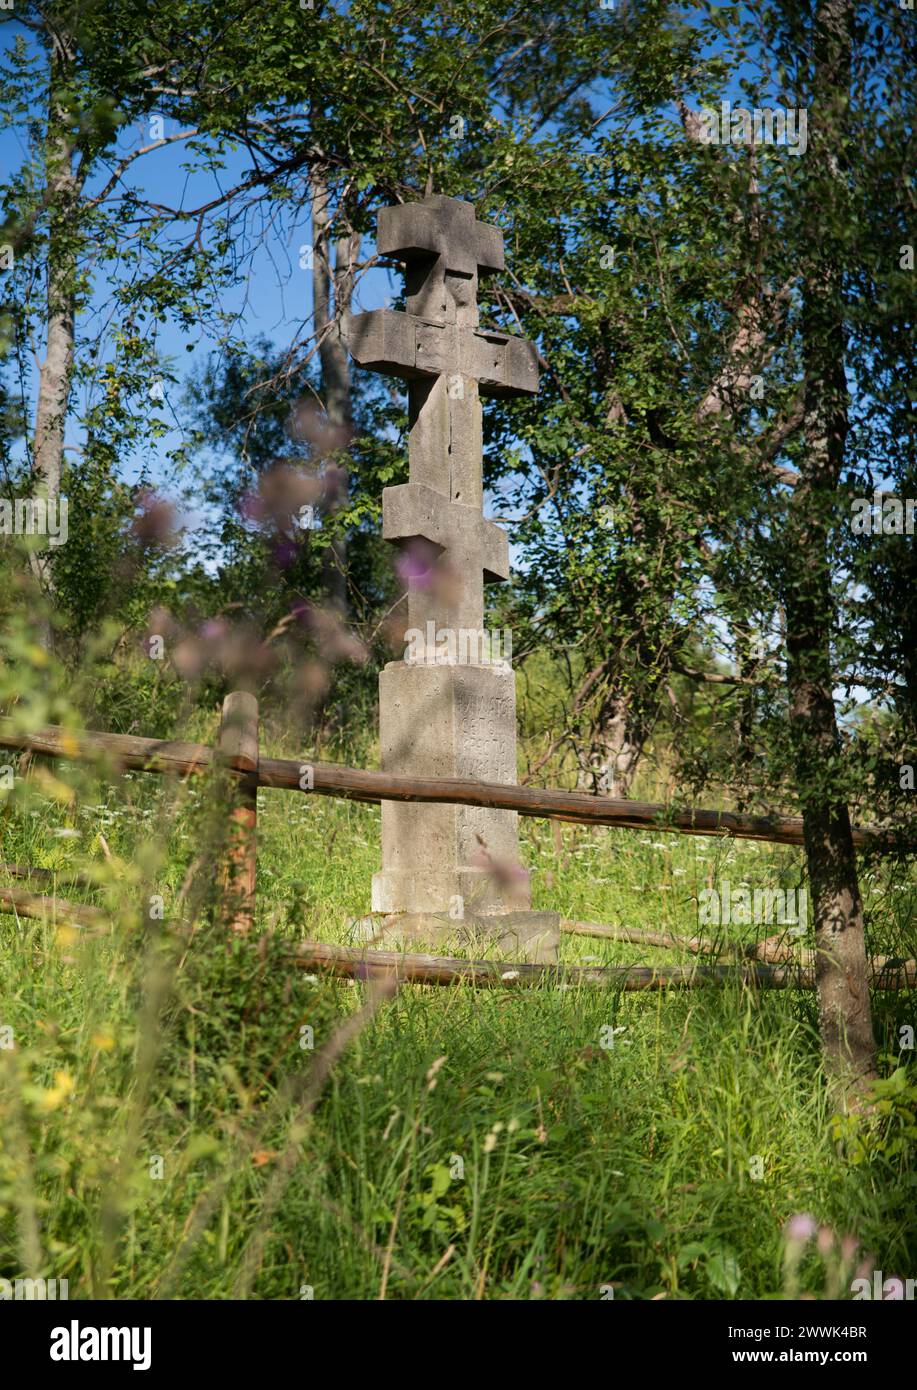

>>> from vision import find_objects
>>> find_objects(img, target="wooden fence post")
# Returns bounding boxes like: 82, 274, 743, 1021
217, 691, 259, 936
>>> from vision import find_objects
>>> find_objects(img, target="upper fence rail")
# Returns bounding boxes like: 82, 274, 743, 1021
0, 711, 903, 851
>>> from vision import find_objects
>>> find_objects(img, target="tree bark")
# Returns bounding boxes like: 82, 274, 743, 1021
579, 689, 644, 797
732, 619, 763, 810
30, 26, 81, 646
310, 172, 359, 618
784, 0, 877, 1107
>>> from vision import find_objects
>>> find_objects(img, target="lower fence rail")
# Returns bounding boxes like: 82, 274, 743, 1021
290, 941, 917, 991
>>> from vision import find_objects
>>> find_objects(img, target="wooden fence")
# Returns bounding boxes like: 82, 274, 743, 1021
1, 693, 913, 992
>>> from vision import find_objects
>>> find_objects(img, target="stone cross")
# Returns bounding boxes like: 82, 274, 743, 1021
347, 194, 538, 632
345, 194, 556, 956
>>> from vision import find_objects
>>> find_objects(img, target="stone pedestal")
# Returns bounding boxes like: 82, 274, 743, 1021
350, 909, 561, 965
371, 659, 530, 917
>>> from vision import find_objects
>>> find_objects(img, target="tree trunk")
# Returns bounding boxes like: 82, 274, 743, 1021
732, 619, 762, 810
784, 0, 877, 1108
30, 29, 81, 646
579, 690, 643, 797
311, 173, 359, 618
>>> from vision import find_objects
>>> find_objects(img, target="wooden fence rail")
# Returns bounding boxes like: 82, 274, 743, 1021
1, 699, 912, 992
291, 941, 917, 991
0, 714, 899, 848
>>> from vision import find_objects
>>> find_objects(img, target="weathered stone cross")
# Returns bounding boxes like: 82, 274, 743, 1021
344, 194, 558, 959
346, 194, 538, 632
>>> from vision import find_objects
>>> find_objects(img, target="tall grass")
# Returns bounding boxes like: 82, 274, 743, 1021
1, 743, 914, 1300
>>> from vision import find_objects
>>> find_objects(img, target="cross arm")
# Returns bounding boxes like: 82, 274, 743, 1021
345, 309, 538, 398
377, 196, 504, 277
382, 482, 509, 583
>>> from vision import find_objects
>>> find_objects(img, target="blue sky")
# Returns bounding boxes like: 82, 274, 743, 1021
0, 25, 398, 499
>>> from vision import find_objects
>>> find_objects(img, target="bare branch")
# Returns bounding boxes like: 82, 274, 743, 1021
84, 129, 200, 209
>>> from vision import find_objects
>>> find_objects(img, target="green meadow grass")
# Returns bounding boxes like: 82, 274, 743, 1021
0, 736, 915, 1301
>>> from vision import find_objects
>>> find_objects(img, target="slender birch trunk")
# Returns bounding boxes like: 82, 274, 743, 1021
30, 26, 81, 647
310, 172, 360, 618
784, 0, 877, 1107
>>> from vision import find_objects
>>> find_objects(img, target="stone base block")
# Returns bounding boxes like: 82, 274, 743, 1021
371, 866, 530, 918
348, 910, 560, 964
374, 659, 530, 916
